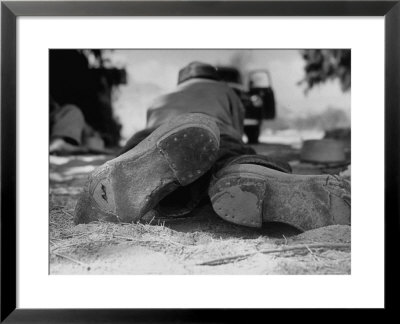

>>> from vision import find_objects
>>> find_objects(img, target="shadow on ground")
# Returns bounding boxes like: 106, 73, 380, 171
161, 203, 301, 239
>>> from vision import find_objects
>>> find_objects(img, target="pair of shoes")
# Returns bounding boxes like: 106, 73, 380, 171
74, 114, 351, 231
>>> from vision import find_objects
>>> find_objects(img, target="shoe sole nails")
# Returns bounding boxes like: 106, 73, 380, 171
158, 127, 219, 186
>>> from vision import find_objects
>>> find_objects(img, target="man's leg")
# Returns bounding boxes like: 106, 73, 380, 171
210, 134, 292, 174
212, 134, 257, 172
51, 104, 86, 145
50, 104, 86, 154
117, 128, 156, 156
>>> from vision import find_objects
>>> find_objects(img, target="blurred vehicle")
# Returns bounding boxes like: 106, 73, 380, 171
217, 66, 276, 143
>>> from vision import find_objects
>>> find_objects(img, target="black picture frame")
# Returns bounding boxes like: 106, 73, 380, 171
1, 1, 399, 322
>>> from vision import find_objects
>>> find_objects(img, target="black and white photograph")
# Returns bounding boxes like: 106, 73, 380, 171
49, 49, 351, 275
3, 0, 398, 317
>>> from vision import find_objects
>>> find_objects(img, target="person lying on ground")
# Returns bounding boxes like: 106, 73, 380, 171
74, 61, 350, 232
50, 98, 107, 155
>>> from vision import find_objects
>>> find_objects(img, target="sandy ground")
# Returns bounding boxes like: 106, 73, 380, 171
49, 143, 351, 275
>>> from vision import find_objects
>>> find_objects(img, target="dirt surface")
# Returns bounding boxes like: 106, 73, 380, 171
49, 143, 351, 275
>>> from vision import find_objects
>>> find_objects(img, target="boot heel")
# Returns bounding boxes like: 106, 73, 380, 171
157, 126, 219, 186
209, 175, 266, 228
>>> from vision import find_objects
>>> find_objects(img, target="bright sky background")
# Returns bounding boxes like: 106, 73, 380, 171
106, 49, 351, 139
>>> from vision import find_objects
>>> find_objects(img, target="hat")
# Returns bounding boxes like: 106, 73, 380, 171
178, 61, 220, 84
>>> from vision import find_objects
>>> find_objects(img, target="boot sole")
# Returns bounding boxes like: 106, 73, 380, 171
88, 113, 220, 223
209, 164, 350, 231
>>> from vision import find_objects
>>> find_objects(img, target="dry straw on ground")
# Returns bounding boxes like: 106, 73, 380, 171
49, 153, 351, 275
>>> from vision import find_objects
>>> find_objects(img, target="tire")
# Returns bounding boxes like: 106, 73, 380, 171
245, 125, 260, 144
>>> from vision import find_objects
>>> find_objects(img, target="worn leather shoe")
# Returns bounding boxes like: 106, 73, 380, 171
208, 162, 350, 231
75, 113, 220, 224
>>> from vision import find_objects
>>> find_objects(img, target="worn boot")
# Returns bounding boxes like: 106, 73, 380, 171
208, 156, 350, 231
75, 113, 220, 224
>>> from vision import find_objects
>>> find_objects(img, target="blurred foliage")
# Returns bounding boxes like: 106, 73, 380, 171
299, 50, 351, 93
84, 49, 106, 67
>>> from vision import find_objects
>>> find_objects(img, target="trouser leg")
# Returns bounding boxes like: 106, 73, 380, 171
118, 127, 157, 156
212, 134, 257, 172
50, 104, 86, 145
